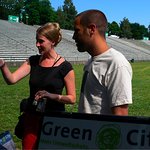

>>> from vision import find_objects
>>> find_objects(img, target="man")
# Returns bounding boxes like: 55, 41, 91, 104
73, 9, 132, 115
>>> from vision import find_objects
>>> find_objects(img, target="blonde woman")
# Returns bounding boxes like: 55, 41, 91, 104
0, 22, 76, 149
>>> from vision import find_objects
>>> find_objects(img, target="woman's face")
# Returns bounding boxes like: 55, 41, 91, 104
36, 34, 54, 55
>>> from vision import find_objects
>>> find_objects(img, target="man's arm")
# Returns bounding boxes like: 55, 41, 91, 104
111, 104, 129, 116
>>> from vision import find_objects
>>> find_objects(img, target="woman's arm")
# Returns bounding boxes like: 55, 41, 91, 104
0, 59, 31, 85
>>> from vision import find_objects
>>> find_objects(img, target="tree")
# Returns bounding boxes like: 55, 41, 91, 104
25, 0, 56, 25
25, 0, 40, 25
13, 0, 25, 22
0, 0, 15, 19
131, 23, 148, 40
62, 0, 77, 30
108, 21, 121, 36
148, 24, 150, 39
120, 17, 132, 39
13, 0, 24, 14
139, 25, 149, 39
38, 0, 57, 25
56, 6, 66, 29
148, 24, 150, 33
140, 25, 149, 37
130, 23, 141, 39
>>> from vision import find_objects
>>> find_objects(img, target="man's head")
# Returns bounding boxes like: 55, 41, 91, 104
73, 9, 108, 53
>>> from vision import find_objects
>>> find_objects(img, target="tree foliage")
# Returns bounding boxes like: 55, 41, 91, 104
62, 0, 77, 30
0, 0, 15, 19
130, 23, 148, 40
38, 0, 57, 24
56, 6, 66, 29
0, 0, 150, 40
108, 17, 149, 40
25, 0, 55, 25
108, 21, 121, 36
55, 0, 77, 29
120, 17, 132, 39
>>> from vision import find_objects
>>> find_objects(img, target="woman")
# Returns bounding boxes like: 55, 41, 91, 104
0, 22, 76, 149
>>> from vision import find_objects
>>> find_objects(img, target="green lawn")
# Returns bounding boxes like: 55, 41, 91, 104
0, 62, 150, 149
129, 61, 150, 116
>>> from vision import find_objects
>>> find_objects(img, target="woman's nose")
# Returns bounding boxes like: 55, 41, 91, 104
36, 42, 40, 47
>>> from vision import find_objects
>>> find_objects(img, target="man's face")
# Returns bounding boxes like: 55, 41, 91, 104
72, 17, 89, 52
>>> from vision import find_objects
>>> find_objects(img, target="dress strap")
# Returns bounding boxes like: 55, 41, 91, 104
52, 56, 62, 67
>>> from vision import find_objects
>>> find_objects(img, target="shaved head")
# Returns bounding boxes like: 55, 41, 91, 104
76, 9, 108, 37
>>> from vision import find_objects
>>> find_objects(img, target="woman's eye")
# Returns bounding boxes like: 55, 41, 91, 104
37, 39, 44, 44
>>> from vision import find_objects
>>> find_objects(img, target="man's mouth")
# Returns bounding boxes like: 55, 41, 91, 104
38, 48, 43, 54
75, 42, 79, 46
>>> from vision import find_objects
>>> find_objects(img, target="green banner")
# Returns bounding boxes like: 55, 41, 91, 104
8, 15, 19, 23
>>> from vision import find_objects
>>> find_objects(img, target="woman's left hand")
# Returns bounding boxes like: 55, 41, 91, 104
34, 90, 50, 101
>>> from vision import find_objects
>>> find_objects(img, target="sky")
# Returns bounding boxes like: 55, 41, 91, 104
50, 0, 150, 28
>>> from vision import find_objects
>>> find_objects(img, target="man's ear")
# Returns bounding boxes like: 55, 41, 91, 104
88, 23, 97, 36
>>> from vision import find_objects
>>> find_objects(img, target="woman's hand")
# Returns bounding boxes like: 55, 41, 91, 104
0, 59, 5, 68
34, 90, 61, 102
34, 90, 50, 101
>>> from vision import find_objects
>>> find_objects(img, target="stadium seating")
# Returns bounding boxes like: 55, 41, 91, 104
0, 19, 150, 64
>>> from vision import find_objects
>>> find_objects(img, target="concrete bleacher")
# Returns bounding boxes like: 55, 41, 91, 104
0, 19, 150, 64
107, 37, 150, 61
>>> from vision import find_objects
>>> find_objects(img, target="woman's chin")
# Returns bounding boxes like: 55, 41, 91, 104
39, 51, 44, 55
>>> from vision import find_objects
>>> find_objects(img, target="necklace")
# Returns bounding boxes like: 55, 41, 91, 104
51, 53, 59, 67
52, 55, 62, 67
39, 53, 60, 67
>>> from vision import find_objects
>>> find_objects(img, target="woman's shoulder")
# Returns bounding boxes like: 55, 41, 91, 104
62, 59, 72, 68
29, 54, 40, 60
56, 56, 72, 68
58, 59, 73, 76
29, 55, 41, 65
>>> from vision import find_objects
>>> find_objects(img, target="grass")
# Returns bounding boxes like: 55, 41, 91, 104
129, 61, 150, 116
0, 62, 150, 149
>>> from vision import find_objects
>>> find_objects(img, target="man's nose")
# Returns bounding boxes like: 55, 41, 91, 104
72, 33, 75, 40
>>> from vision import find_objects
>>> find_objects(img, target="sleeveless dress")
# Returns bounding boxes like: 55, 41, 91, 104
22, 55, 73, 149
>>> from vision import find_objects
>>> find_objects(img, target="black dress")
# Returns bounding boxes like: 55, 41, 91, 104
27, 55, 73, 113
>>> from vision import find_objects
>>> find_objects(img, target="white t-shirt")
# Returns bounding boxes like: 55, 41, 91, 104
78, 48, 133, 115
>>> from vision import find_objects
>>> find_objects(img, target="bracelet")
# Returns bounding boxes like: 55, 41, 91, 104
58, 95, 62, 101
0, 62, 5, 68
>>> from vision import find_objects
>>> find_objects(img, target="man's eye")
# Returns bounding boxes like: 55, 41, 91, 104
75, 29, 79, 32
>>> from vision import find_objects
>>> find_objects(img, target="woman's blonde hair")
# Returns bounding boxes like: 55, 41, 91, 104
36, 22, 62, 46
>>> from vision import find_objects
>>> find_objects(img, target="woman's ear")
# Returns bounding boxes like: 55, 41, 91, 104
51, 41, 55, 46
